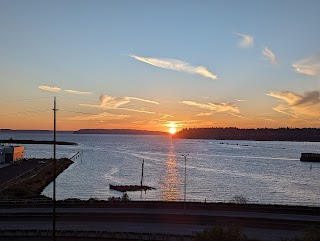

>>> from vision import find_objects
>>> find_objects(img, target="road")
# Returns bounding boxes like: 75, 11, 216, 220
0, 206, 318, 240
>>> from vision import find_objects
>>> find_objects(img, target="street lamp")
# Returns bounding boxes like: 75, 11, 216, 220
181, 154, 188, 210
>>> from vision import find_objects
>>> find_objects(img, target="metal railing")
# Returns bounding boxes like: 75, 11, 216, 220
0, 228, 192, 241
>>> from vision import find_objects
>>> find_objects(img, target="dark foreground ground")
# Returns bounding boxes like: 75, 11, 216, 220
0, 159, 319, 241
0, 204, 319, 241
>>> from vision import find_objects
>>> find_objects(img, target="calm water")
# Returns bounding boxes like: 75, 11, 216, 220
2, 132, 320, 205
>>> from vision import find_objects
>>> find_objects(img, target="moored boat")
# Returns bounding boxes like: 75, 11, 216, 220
109, 159, 156, 192
300, 153, 320, 162
109, 184, 155, 192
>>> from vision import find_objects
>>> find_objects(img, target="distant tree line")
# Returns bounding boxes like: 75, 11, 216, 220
73, 129, 167, 135
174, 127, 320, 141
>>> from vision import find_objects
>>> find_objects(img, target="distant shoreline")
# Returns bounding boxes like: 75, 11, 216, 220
174, 127, 320, 142
73, 129, 168, 135
2, 128, 320, 142
0, 129, 167, 136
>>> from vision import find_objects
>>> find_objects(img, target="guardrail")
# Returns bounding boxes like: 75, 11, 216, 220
70, 151, 81, 161
0, 198, 319, 213
0, 228, 192, 241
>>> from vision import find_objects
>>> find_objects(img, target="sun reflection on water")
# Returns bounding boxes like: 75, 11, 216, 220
161, 138, 182, 201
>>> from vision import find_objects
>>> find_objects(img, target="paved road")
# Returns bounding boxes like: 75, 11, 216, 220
0, 207, 317, 240
1, 207, 320, 222
0, 220, 301, 241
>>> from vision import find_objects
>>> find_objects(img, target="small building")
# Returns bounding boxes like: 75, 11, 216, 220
0, 145, 24, 164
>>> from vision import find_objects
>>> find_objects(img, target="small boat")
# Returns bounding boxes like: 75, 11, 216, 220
109, 184, 155, 192
109, 159, 156, 192
300, 153, 320, 162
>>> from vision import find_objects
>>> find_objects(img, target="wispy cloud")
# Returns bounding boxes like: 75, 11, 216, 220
234, 33, 254, 48
64, 89, 93, 95
182, 100, 240, 114
195, 112, 214, 117
116, 107, 155, 114
99, 95, 158, 108
130, 55, 218, 80
262, 47, 277, 64
293, 54, 320, 77
267, 90, 320, 117
38, 85, 61, 92
67, 112, 129, 121
38, 85, 93, 95
80, 94, 159, 114
159, 113, 175, 119
131, 119, 201, 129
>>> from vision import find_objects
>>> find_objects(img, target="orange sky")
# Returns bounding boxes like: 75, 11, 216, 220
1, 2, 320, 132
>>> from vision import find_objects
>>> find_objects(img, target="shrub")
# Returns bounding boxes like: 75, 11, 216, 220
193, 225, 258, 241
121, 192, 130, 201
231, 195, 248, 204
301, 227, 320, 241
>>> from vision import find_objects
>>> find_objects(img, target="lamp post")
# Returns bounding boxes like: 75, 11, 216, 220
53, 97, 58, 241
181, 154, 188, 210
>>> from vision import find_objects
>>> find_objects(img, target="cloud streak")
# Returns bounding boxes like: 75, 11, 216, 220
64, 89, 93, 95
38, 85, 61, 92
262, 47, 277, 64
182, 100, 240, 114
38, 85, 93, 95
130, 55, 218, 80
67, 112, 129, 121
267, 90, 320, 117
293, 55, 320, 77
234, 33, 254, 48
80, 94, 159, 114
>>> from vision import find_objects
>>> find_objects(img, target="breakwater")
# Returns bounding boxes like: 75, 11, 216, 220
0, 139, 77, 145
0, 158, 73, 199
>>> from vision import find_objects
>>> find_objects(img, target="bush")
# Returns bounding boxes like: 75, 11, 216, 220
301, 227, 320, 241
231, 195, 248, 204
193, 226, 258, 241
121, 192, 130, 201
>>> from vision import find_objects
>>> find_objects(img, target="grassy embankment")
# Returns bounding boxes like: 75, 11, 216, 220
0, 158, 73, 199
193, 225, 320, 241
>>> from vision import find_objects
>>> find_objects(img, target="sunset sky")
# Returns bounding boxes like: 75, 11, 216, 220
0, 0, 320, 132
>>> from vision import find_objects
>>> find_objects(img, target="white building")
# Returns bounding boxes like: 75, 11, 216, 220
0, 145, 24, 164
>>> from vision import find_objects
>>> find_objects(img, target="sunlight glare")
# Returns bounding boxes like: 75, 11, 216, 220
169, 127, 176, 134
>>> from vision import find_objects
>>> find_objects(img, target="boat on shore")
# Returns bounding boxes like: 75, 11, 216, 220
300, 153, 320, 162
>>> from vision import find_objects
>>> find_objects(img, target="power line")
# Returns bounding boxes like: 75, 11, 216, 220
0, 109, 50, 116
0, 97, 51, 103
59, 110, 99, 115
57, 96, 99, 103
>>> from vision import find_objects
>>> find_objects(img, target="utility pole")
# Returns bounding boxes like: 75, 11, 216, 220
140, 159, 144, 187
53, 97, 57, 241
181, 154, 188, 211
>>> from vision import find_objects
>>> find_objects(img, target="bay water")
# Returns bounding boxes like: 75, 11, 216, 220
2, 132, 320, 206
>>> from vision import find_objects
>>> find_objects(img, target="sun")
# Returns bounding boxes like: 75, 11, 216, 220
169, 127, 176, 134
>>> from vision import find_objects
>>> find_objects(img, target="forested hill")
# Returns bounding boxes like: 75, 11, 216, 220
174, 128, 320, 141
74, 129, 167, 135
